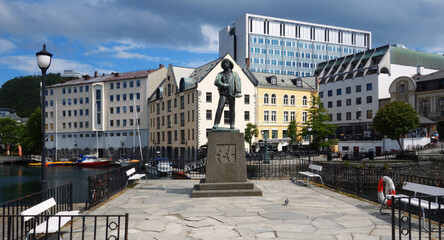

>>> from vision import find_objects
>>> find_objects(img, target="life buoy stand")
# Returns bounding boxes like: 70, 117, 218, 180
378, 176, 396, 207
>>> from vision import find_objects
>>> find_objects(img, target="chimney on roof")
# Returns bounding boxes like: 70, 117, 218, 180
114, 72, 119, 77
83, 75, 90, 80
159, 64, 164, 69
417, 65, 424, 75
94, 71, 98, 77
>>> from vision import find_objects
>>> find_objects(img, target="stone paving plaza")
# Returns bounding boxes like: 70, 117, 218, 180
84, 179, 404, 239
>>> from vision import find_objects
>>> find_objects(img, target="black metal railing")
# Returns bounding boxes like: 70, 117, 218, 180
247, 154, 306, 179
87, 164, 139, 209
391, 195, 444, 239
2, 214, 128, 240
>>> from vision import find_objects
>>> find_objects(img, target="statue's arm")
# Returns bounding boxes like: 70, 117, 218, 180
214, 74, 228, 88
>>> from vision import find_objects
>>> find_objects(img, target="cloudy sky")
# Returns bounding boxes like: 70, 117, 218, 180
0, 0, 443, 87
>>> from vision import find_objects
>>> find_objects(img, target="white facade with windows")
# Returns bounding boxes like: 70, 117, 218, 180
316, 44, 444, 140
219, 13, 371, 77
44, 67, 167, 160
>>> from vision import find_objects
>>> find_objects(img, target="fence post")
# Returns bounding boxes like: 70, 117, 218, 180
391, 195, 395, 240
69, 182, 73, 211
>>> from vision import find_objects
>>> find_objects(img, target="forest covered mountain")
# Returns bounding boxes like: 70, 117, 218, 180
0, 74, 74, 118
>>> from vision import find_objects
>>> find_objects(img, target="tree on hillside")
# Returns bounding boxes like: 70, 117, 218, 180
300, 96, 337, 149
0, 118, 22, 153
0, 73, 69, 117
373, 100, 419, 151
287, 120, 299, 149
19, 107, 42, 154
244, 123, 259, 154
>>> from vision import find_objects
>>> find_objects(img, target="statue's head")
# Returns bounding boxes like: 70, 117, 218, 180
221, 59, 234, 71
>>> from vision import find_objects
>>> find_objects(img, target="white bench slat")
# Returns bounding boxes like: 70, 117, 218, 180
126, 168, 136, 176
403, 182, 444, 196
30, 210, 80, 234
21, 198, 57, 221
298, 164, 324, 185
399, 198, 444, 210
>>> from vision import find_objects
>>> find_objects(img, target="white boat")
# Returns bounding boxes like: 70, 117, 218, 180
76, 154, 111, 167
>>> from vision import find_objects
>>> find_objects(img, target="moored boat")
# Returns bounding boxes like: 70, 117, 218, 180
76, 155, 111, 167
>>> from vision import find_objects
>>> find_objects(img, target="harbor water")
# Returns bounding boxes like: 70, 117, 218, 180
0, 164, 117, 204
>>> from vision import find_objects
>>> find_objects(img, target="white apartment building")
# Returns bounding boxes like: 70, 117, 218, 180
219, 13, 371, 77
45, 66, 167, 161
316, 44, 444, 144
148, 54, 256, 162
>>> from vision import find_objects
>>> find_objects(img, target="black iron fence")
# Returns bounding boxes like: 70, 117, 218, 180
2, 214, 128, 240
391, 195, 444, 239
87, 164, 140, 209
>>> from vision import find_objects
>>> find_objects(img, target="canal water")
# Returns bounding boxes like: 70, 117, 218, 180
0, 164, 117, 204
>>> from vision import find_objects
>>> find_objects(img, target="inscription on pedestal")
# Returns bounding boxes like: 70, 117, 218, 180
216, 144, 236, 163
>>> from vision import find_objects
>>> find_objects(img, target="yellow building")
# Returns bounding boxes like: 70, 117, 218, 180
252, 72, 317, 152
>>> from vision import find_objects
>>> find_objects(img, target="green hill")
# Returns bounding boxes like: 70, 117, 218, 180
0, 74, 73, 118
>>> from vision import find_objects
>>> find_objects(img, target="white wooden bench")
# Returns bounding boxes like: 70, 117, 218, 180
393, 182, 444, 231
296, 164, 324, 185
126, 167, 147, 187
20, 198, 79, 239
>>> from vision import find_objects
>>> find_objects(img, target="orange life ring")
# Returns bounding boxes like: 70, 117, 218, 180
378, 176, 396, 206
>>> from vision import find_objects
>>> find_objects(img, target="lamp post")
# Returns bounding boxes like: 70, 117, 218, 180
308, 126, 312, 163
261, 130, 269, 164
36, 44, 53, 190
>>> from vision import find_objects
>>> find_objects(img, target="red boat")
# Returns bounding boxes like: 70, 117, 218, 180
76, 155, 111, 167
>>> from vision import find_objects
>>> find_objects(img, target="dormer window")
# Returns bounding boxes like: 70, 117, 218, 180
271, 76, 277, 85
296, 79, 302, 87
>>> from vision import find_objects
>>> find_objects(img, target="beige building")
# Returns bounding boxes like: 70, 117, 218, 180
251, 73, 317, 152
148, 54, 257, 162
45, 66, 167, 160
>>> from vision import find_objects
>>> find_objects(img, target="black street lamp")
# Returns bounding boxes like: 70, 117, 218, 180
36, 44, 53, 190
308, 126, 312, 163
261, 130, 269, 164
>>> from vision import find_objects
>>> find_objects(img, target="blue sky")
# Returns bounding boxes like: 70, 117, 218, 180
0, 0, 443, 87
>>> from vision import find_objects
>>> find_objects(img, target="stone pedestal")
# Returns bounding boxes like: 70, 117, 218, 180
192, 132, 262, 198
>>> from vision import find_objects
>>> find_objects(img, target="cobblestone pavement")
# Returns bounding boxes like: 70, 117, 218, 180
84, 179, 420, 239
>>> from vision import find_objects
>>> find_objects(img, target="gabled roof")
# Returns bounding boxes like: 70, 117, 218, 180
415, 70, 444, 92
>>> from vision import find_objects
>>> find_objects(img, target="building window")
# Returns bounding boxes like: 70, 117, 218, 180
327, 90, 332, 97
346, 99, 351, 106
346, 112, 351, 120
271, 94, 276, 105
272, 130, 278, 139
319, 91, 324, 98
367, 110, 372, 119
283, 95, 288, 105
290, 95, 295, 105
356, 85, 362, 92
244, 111, 250, 121
302, 111, 307, 122
337, 100, 342, 107
224, 110, 230, 124
264, 110, 269, 122
180, 96, 185, 109
206, 92, 212, 102
302, 96, 307, 106
336, 88, 342, 96
366, 83, 372, 91
180, 113, 185, 126
264, 94, 269, 104
336, 113, 342, 121
327, 101, 332, 108
356, 97, 361, 105
283, 111, 288, 122
346, 87, 351, 94
366, 96, 372, 103
399, 84, 405, 94
356, 111, 362, 120
290, 111, 295, 121
244, 94, 250, 104
271, 111, 276, 122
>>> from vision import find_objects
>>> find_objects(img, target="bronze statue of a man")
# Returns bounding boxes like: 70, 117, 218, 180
213, 59, 242, 129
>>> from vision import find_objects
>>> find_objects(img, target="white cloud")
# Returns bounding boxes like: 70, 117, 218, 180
184, 24, 219, 53
0, 38, 16, 53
